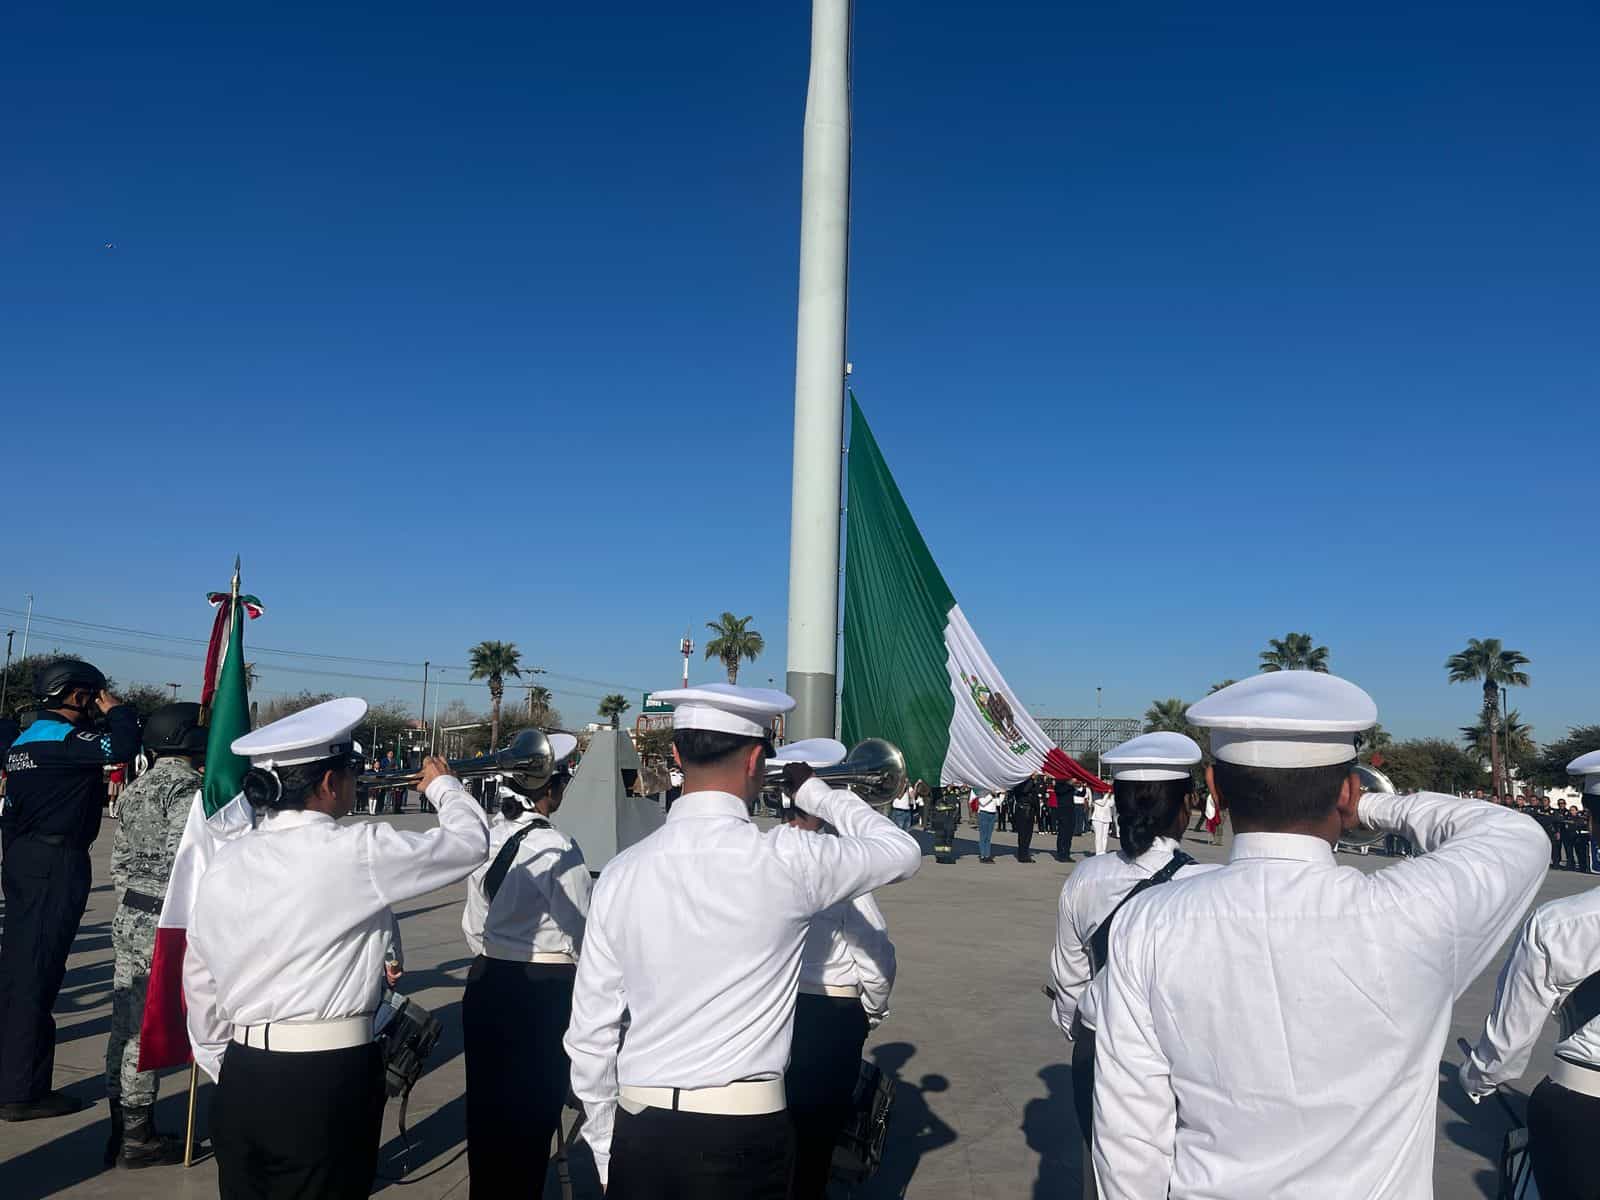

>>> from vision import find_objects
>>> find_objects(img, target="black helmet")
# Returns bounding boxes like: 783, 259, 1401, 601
143, 703, 208, 758
32, 658, 108, 703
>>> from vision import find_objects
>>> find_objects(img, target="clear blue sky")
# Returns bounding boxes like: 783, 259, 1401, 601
4, 2, 1595, 742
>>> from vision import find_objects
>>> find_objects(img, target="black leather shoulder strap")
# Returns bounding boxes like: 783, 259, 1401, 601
1088, 850, 1195, 975
483, 817, 551, 902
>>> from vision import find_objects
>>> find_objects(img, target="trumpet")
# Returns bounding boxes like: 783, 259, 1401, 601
1338, 762, 1400, 850
359, 727, 557, 794
763, 737, 908, 810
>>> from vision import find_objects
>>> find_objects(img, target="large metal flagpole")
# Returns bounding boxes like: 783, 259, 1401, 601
785, 0, 852, 740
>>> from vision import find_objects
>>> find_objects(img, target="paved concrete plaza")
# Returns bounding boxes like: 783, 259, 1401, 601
1, 810, 1586, 1198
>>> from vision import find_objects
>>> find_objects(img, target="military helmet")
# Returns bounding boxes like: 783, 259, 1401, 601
143, 702, 209, 758
32, 658, 108, 703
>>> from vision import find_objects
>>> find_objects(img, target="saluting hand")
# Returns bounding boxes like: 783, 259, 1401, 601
417, 755, 451, 792
780, 761, 814, 798
96, 689, 122, 714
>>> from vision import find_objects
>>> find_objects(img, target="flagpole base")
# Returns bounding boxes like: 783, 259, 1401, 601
786, 671, 837, 742
184, 1064, 198, 1168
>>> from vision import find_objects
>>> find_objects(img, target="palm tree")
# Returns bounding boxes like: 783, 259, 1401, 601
1358, 722, 1393, 761
1259, 633, 1330, 673
1446, 638, 1530, 802
704, 613, 765, 684
526, 684, 553, 722
1462, 710, 1534, 773
598, 693, 631, 728
468, 640, 522, 750
1208, 679, 1238, 694
1144, 698, 1195, 736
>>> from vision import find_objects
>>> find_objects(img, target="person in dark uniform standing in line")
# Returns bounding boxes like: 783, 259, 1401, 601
0, 659, 140, 1122
1012, 775, 1040, 863
931, 782, 965, 864
1053, 780, 1076, 862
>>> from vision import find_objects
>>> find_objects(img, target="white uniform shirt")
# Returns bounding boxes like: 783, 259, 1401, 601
800, 892, 896, 1022
461, 809, 591, 962
1092, 791, 1548, 1200
1090, 790, 1115, 824
891, 787, 914, 812
977, 790, 1003, 814
1049, 836, 1216, 1039
1465, 886, 1600, 1093
183, 776, 490, 1082
564, 778, 920, 1183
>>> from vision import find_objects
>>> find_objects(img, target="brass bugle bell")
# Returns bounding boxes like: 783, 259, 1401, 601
1338, 761, 1400, 849
763, 737, 908, 810
359, 727, 557, 794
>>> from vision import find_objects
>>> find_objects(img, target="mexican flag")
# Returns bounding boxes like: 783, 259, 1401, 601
137, 566, 260, 1072
841, 398, 1107, 794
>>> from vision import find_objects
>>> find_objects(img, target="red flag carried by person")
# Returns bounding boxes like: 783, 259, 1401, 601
138, 560, 260, 1071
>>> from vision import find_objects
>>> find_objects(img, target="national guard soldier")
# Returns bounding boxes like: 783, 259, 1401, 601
564, 684, 920, 1199
1092, 673, 1549, 1200
103, 702, 208, 1168
1460, 749, 1600, 1198
0, 658, 140, 1122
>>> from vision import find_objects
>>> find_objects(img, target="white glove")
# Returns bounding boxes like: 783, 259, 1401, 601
1458, 1060, 1491, 1105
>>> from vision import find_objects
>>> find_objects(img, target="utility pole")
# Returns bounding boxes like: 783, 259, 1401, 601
680, 629, 694, 690
420, 660, 430, 737
784, 0, 852, 740
166, 682, 181, 699
20, 594, 33, 661
1, 629, 14, 713
1095, 686, 1103, 776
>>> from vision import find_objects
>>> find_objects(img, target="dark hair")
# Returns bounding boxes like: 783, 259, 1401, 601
241, 754, 348, 811
1582, 794, 1600, 820
1210, 759, 1353, 828
672, 729, 767, 767
499, 794, 528, 821
1112, 778, 1192, 857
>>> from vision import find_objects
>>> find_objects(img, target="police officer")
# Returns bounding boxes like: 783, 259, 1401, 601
0, 658, 140, 1121
931, 781, 965, 864
1012, 775, 1040, 863
460, 732, 588, 1199
182, 698, 490, 1198
103, 702, 208, 1167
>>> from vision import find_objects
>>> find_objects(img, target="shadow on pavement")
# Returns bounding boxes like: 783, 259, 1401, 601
1436, 1059, 1519, 1199
1022, 1063, 1078, 1199
856, 1041, 956, 1200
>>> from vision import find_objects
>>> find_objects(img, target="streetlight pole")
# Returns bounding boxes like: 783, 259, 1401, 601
167, 682, 181, 699
1, 629, 14, 713
1095, 686, 1103, 776
420, 660, 430, 739
20, 594, 33, 661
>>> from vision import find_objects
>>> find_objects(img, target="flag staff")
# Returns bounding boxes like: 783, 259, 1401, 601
785, 0, 853, 740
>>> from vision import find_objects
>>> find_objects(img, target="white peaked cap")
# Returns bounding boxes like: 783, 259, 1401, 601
549, 732, 579, 768
1187, 672, 1376, 769
1569, 749, 1600, 796
773, 737, 847, 768
1103, 731, 1202, 782
651, 683, 795, 739
231, 697, 369, 768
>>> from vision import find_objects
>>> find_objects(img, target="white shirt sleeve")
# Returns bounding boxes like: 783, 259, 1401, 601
552, 842, 593, 955
363, 776, 491, 909
1092, 904, 1177, 1199
788, 778, 921, 911
1360, 791, 1549, 995
1465, 904, 1573, 1095
182, 935, 230, 1084
564, 886, 626, 1187
843, 893, 896, 1023
1050, 877, 1090, 1040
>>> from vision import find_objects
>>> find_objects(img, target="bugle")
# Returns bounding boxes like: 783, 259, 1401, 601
764, 737, 908, 810
1338, 761, 1400, 851
359, 727, 557, 794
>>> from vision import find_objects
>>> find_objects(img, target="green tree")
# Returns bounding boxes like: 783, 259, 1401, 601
1143, 698, 1195, 736
257, 691, 338, 725
704, 613, 764, 684
1380, 738, 1486, 795
120, 683, 172, 720
1445, 638, 1531, 802
1530, 725, 1600, 790
468, 640, 523, 751
1259, 633, 1330, 673
1358, 722, 1393, 762
1462, 710, 1534, 769
598, 693, 631, 728
1208, 679, 1239, 694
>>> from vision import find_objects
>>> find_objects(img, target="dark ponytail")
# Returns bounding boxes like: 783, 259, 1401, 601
1112, 777, 1192, 858
242, 755, 347, 812
499, 794, 527, 821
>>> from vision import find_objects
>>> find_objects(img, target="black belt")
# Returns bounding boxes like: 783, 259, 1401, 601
120, 889, 164, 915
24, 833, 70, 847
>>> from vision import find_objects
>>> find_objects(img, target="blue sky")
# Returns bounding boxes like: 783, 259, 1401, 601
4, 2, 1595, 742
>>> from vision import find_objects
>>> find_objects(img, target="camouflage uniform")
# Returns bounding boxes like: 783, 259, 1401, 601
105, 756, 200, 1108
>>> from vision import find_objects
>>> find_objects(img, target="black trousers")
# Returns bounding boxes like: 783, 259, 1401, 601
785, 994, 868, 1199
0, 837, 91, 1104
212, 1040, 385, 1199
933, 810, 958, 861
1015, 810, 1035, 860
608, 1105, 793, 1200
463, 956, 575, 1199
1528, 1077, 1600, 1200
1070, 1025, 1098, 1200
1056, 814, 1073, 858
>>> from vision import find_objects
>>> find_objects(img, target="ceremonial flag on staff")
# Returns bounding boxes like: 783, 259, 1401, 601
138, 560, 261, 1072
841, 398, 1108, 794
